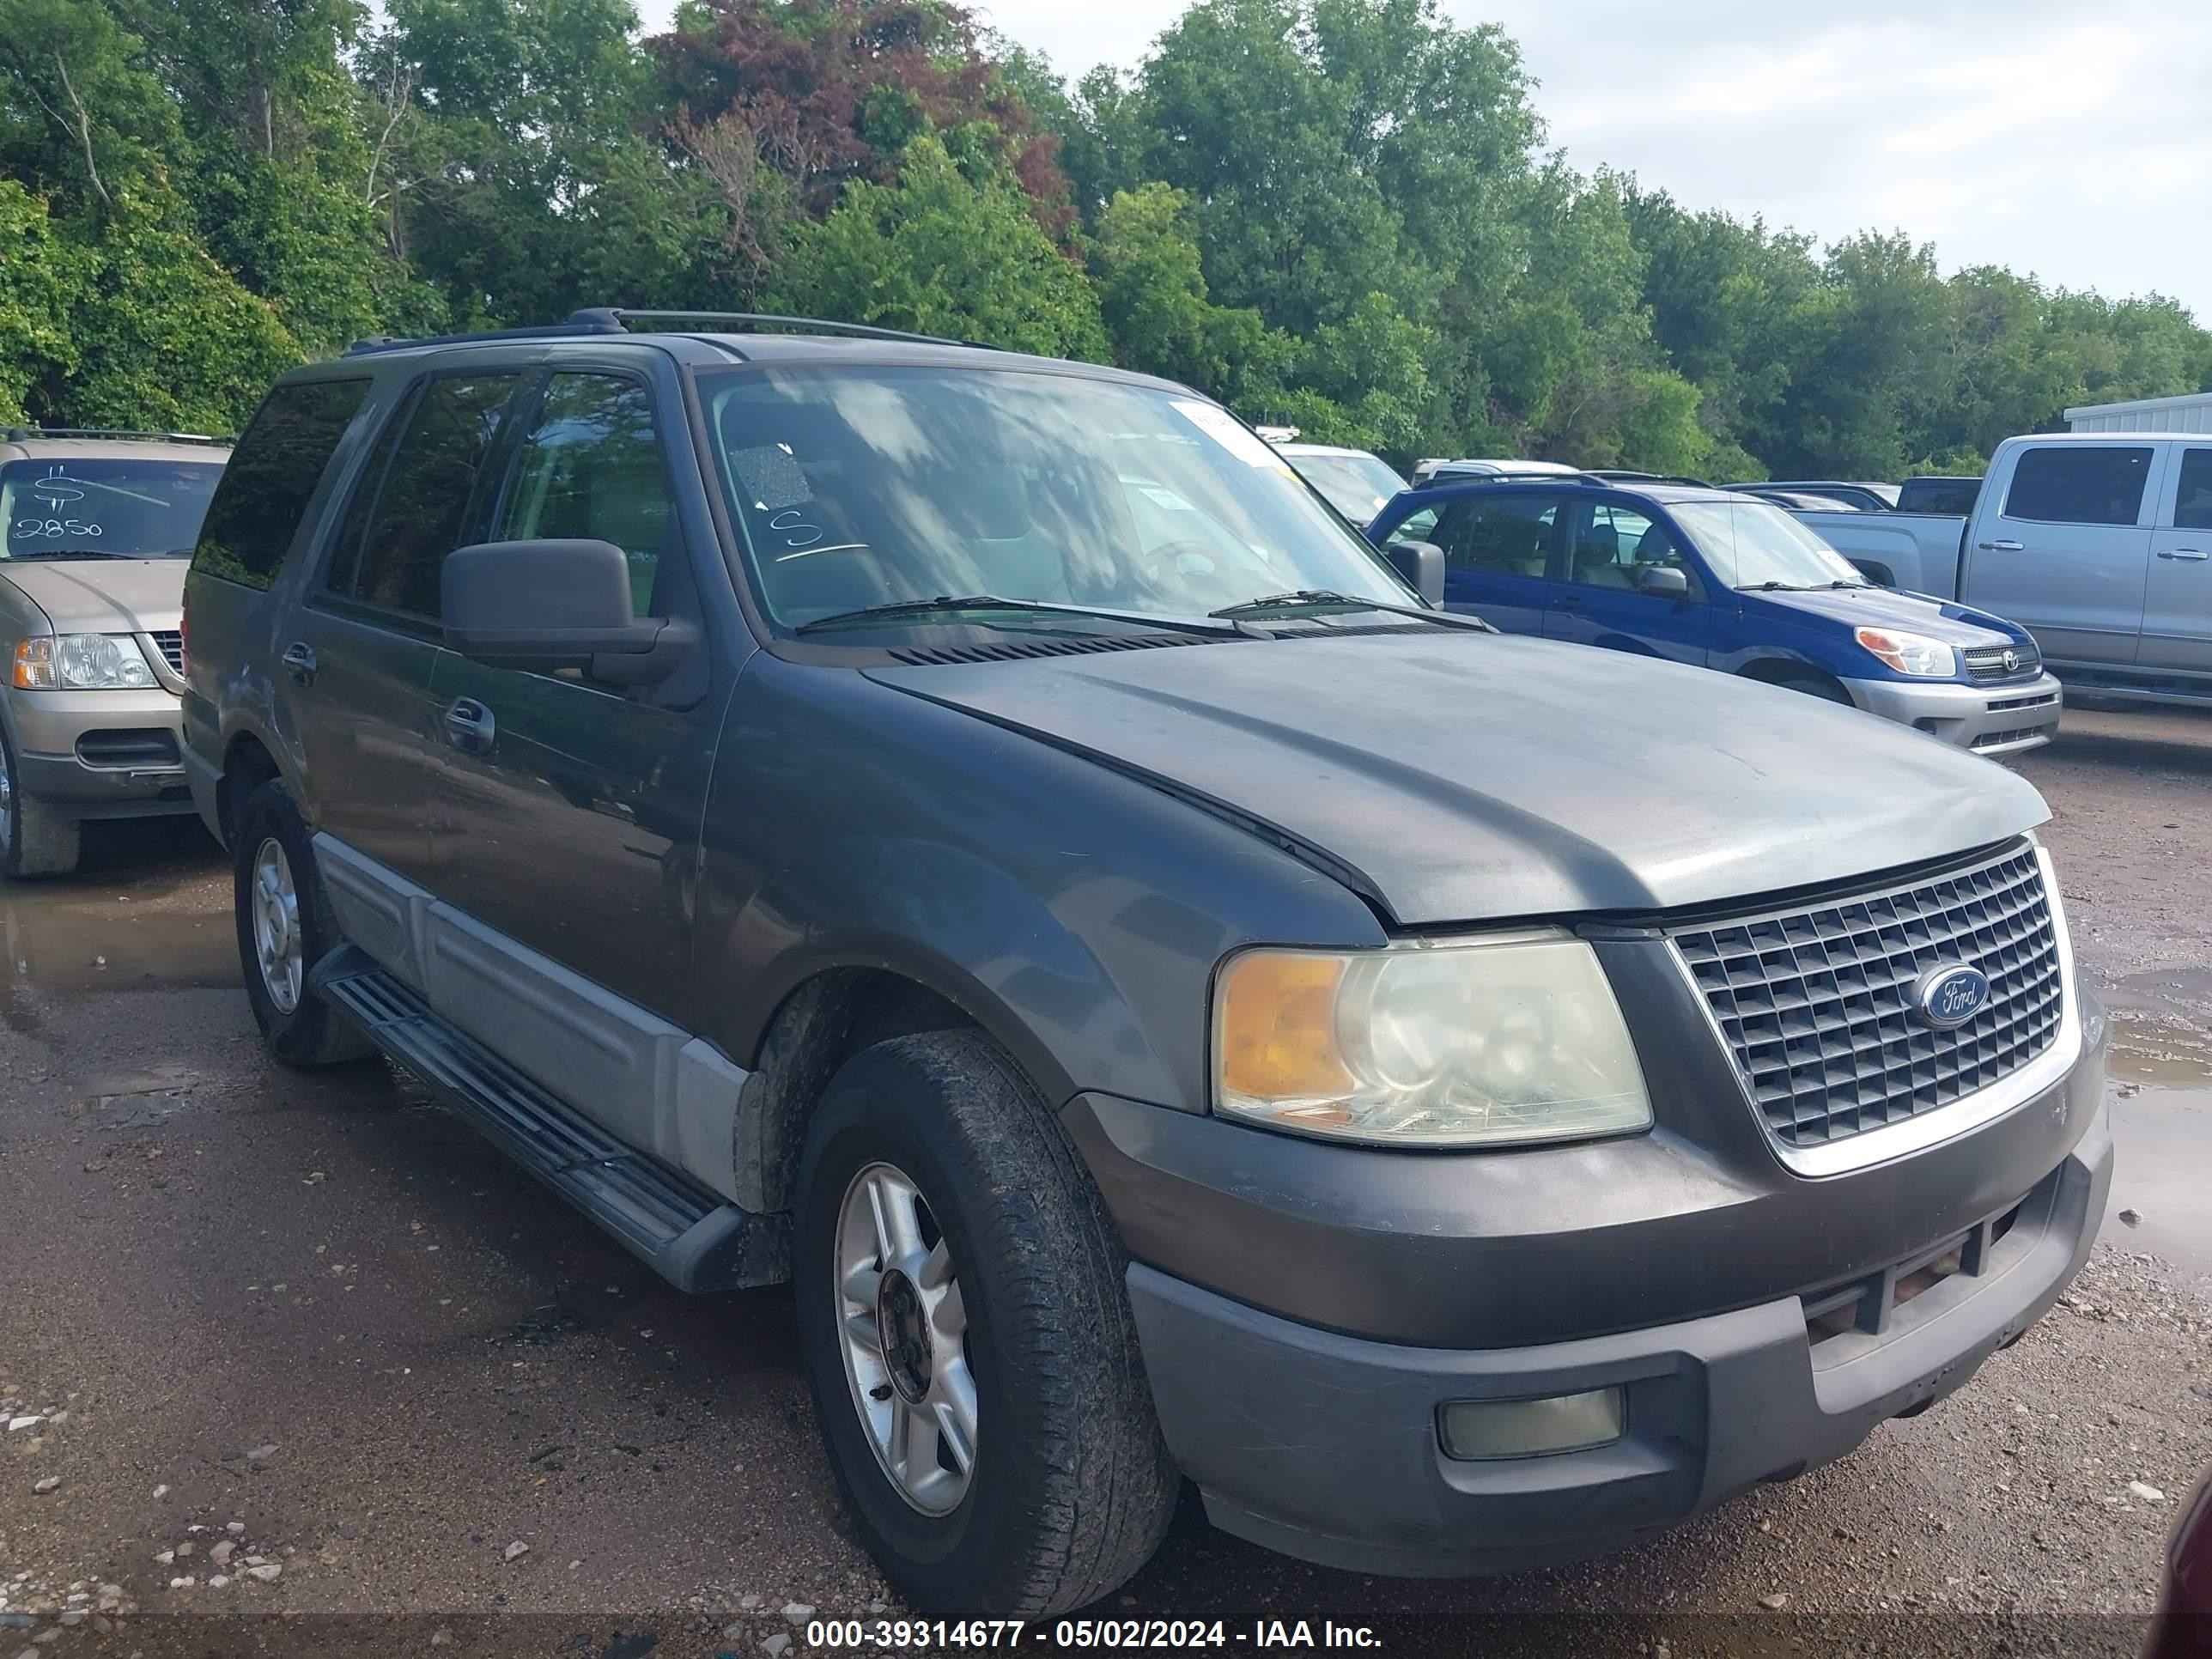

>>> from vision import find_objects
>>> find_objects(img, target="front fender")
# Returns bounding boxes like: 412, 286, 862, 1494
690, 655, 1389, 1118
726, 835, 1155, 1111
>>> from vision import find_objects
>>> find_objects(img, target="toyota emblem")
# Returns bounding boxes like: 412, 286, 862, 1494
2001, 647, 2019, 672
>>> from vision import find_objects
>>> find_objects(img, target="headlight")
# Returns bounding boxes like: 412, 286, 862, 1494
1212, 933, 1654, 1147
12, 634, 159, 690
1854, 626, 1956, 678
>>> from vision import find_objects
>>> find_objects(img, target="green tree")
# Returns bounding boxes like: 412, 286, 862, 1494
0, 181, 79, 425
1088, 182, 1293, 400
769, 134, 1108, 360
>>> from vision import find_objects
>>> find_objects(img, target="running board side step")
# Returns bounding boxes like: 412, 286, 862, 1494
312, 944, 787, 1292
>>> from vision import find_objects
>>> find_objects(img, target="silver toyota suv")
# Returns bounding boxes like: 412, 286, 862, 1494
0, 428, 228, 876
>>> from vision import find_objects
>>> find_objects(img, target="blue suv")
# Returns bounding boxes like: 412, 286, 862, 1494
1370, 476, 2063, 756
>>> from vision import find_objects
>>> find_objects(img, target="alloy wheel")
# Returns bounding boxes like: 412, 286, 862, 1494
833, 1160, 978, 1516
250, 836, 303, 1013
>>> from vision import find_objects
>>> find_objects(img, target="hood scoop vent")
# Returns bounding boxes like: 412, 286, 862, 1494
887, 633, 1231, 667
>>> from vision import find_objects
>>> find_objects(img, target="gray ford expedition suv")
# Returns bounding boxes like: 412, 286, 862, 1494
182, 311, 2110, 1615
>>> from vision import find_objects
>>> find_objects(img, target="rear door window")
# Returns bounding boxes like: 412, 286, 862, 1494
2002, 447, 2154, 526
338, 373, 527, 617
2172, 449, 2212, 530
191, 379, 370, 589
1431, 494, 1560, 578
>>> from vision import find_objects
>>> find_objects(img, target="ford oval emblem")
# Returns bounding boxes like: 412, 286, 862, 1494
1914, 963, 1990, 1030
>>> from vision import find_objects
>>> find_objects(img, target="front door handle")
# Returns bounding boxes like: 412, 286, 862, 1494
1555, 594, 1583, 611
279, 641, 316, 684
2158, 547, 2209, 561
442, 697, 495, 756
1978, 539, 2026, 552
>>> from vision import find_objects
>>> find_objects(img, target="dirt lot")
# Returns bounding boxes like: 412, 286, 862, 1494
3, 702, 2209, 1658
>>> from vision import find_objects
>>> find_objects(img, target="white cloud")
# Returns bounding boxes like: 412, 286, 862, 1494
632, 0, 2212, 320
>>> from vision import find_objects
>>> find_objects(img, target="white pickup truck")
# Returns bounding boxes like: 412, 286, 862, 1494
1796, 432, 2212, 708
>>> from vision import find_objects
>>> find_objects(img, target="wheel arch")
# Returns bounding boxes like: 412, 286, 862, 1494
734, 963, 1007, 1218
217, 725, 285, 846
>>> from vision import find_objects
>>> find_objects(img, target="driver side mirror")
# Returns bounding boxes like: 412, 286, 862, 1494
1384, 539, 1446, 606
442, 538, 691, 684
1637, 564, 1690, 599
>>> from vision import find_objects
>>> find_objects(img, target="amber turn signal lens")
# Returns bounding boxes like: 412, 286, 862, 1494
1216, 951, 1352, 1102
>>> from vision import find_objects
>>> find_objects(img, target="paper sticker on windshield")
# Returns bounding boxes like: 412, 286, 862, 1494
1170, 401, 1292, 472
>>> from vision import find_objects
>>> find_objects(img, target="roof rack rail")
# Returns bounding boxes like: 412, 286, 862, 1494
342, 317, 628, 356
1417, 467, 1614, 489
338, 308, 998, 359
567, 307, 992, 349
2, 425, 232, 447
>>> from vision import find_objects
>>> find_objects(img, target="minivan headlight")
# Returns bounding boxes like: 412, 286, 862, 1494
1854, 626, 1956, 678
1212, 934, 1654, 1147
12, 634, 158, 690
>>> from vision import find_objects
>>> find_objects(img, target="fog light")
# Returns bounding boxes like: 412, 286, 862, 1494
1438, 1387, 1625, 1461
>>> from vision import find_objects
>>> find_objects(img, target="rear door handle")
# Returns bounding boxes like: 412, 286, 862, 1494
2158, 547, 2209, 561
279, 641, 316, 684
442, 697, 495, 756
1978, 539, 2026, 551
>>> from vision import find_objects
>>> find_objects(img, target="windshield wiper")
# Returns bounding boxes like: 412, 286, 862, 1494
1209, 590, 1496, 631
794, 594, 1247, 638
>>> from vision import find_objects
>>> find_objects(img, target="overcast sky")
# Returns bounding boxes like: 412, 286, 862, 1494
632, 0, 2212, 322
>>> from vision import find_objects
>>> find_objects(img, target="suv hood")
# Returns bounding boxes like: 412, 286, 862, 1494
868, 631, 2049, 926
2, 558, 185, 634
1745, 583, 2027, 645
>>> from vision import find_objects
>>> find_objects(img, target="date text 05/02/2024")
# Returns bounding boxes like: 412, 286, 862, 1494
804, 1619, 1384, 1650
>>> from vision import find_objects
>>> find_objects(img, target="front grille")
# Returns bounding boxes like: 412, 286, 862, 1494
1964, 642, 2039, 684
1986, 691, 2058, 713
1672, 843, 2063, 1150
149, 630, 185, 674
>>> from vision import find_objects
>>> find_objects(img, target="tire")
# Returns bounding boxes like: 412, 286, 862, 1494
233, 778, 372, 1066
0, 723, 82, 879
1762, 668, 1853, 706
793, 1030, 1178, 1617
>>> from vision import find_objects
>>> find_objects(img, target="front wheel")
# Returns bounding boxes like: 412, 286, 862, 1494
793, 1030, 1178, 1617
0, 723, 82, 878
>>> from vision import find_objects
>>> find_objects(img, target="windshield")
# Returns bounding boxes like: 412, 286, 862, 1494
2, 457, 224, 559
698, 367, 1411, 629
1669, 499, 1866, 589
1285, 451, 1407, 523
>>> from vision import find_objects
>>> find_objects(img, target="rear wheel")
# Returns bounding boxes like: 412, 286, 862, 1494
0, 725, 82, 879
793, 1030, 1178, 1617
233, 778, 371, 1066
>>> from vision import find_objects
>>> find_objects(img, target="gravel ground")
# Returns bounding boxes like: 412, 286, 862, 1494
3, 702, 2209, 1658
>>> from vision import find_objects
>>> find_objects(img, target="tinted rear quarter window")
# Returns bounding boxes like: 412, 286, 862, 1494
191, 379, 370, 589
2002, 447, 2153, 526
1897, 477, 1980, 516
2173, 449, 2212, 531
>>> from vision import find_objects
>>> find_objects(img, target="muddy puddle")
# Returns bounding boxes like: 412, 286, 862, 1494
2101, 1008, 2212, 1278
2, 879, 239, 1042
2, 889, 238, 995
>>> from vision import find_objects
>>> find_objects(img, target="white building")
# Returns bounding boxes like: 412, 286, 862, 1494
2064, 390, 2212, 434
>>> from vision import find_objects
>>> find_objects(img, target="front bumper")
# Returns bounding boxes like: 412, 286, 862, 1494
1844, 671, 2063, 757
1123, 1096, 2110, 1577
3, 686, 196, 820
